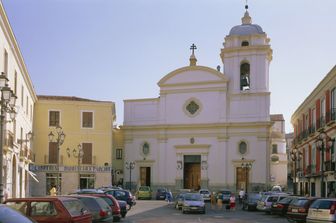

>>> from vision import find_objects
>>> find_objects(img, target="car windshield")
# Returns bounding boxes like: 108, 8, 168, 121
185, 193, 202, 201
248, 193, 261, 201
158, 188, 166, 192
291, 198, 308, 207
139, 187, 150, 191
200, 191, 209, 194
62, 200, 88, 216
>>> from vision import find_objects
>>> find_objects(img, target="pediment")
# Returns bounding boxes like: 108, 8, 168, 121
158, 66, 228, 87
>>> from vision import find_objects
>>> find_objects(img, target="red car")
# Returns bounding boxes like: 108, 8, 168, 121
286, 197, 319, 223
4, 196, 92, 223
77, 193, 122, 222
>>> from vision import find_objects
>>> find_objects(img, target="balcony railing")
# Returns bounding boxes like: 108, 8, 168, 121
305, 165, 311, 175
327, 108, 336, 124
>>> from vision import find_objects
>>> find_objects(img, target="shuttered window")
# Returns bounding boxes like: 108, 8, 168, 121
49, 111, 60, 127
82, 143, 92, 164
49, 142, 58, 164
82, 112, 93, 128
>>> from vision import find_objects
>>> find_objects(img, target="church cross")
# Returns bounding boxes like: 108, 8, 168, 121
190, 43, 197, 55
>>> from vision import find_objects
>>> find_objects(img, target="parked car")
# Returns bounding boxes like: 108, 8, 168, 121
174, 192, 188, 210
306, 198, 336, 223
75, 192, 122, 222
104, 189, 136, 210
199, 189, 211, 202
242, 193, 261, 211
0, 204, 37, 223
181, 193, 206, 214
156, 188, 168, 200
270, 196, 298, 215
73, 189, 127, 218
256, 193, 288, 213
216, 189, 232, 204
137, 186, 152, 200
66, 195, 113, 223
4, 196, 92, 223
286, 197, 319, 223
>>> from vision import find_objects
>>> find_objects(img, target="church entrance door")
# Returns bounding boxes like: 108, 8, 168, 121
183, 155, 201, 190
140, 167, 151, 186
236, 167, 249, 192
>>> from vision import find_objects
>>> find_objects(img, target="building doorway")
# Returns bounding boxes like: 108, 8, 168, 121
79, 174, 95, 189
236, 167, 249, 192
183, 155, 201, 190
140, 167, 151, 186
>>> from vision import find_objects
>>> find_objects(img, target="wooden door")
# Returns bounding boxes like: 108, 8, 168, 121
184, 163, 200, 190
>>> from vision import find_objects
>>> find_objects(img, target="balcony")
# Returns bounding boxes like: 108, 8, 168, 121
325, 161, 335, 172
327, 108, 336, 124
305, 165, 311, 176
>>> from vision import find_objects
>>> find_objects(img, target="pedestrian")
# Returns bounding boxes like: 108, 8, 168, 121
217, 192, 223, 210
229, 193, 236, 211
50, 185, 57, 196
239, 188, 245, 204
210, 192, 216, 209
166, 190, 172, 204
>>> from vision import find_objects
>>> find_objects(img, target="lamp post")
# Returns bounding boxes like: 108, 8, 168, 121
48, 125, 65, 195
125, 161, 135, 192
0, 72, 17, 203
241, 157, 252, 194
67, 144, 83, 190
290, 146, 303, 195
17, 131, 33, 145
315, 129, 333, 198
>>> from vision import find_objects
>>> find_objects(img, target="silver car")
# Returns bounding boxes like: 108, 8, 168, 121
306, 198, 336, 223
199, 189, 211, 202
181, 193, 206, 214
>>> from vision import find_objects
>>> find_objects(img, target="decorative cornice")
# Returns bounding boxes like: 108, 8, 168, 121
175, 144, 211, 149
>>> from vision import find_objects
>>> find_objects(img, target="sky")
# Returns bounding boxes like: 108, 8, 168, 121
1, 0, 336, 133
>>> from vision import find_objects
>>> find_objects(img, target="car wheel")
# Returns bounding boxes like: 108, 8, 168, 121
113, 216, 121, 222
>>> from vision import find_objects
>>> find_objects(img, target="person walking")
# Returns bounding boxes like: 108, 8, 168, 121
239, 189, 245, 204
210, 192, 216, 209
229, 193, 236, 211
217, 192, 223, 210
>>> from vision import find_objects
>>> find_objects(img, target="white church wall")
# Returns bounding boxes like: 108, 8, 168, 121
164, 91, 225, 124
124, 99, 159, 125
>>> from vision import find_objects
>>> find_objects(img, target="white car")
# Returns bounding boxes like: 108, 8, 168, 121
199, 189, 211, 201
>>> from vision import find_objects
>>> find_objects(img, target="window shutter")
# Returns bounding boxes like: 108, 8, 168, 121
49, 142, 58, 164
82, 143, 92, 164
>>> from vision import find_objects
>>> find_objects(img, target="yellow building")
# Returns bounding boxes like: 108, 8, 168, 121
31, 95, 115, 196
0, 3, 37, 200
112, 127, 124, 186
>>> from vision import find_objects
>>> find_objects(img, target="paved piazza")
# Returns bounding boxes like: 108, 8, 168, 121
123, 200, 288, 223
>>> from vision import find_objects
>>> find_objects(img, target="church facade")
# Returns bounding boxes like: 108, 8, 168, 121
122, 9, 287, 193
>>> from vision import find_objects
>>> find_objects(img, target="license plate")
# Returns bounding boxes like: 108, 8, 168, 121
292, 209, 298, 213
191, 207, 198, 210
272, 204, 277, 207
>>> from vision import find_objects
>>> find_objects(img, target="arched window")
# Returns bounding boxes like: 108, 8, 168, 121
239, 141, 247, 155
240, 63, 250, 90
241, 41, 249, 46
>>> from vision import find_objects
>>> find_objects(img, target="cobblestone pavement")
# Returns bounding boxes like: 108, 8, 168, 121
122, 200, 288, 223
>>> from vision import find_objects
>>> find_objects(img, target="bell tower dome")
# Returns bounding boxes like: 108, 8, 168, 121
220, 4, 272, 95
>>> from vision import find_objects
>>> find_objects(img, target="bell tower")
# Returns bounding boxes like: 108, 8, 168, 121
220, 4, 272, 94
220, 4, 273, 121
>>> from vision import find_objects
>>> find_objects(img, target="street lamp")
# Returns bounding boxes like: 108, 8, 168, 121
315, 129, 333, 198
67, 144, 84, 190
17, 131, 33, 144
0, 72, 17, 203
48, 125, 65, 195
241, 157, 252, 194
290, 146, 303, 195
125, 161, 135, 192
